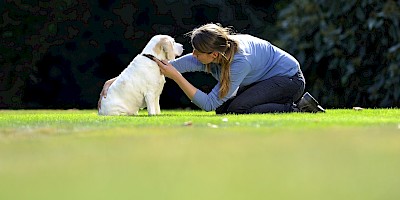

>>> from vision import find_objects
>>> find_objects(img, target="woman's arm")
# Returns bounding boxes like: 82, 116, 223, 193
155, 58, 251, 111
169, 53, 205, 73
154, 59, 197, 100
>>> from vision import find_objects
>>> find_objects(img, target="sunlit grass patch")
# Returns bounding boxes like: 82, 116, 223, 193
0, 109, 399, 200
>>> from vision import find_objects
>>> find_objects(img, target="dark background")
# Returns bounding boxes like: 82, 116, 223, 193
1, 0, 399, 109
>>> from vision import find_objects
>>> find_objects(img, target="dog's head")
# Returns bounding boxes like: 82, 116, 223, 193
143, 35, 183, 61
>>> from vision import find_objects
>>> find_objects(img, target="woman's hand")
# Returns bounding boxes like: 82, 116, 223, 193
153, 59, 181, 80
97, 78, 116, 109
153, 59, 197, 100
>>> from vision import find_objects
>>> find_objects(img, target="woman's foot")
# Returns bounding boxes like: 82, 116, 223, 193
296, 92, 325, 113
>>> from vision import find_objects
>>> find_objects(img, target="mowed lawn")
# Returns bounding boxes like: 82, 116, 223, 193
0, 109, 399, 200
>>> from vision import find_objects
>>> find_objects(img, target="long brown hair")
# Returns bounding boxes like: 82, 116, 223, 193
187, 23, 239, 99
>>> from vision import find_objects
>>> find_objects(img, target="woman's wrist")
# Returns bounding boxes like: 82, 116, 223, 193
170, 70, 182, 81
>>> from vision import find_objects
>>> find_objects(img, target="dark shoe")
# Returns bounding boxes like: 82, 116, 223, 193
296, 92, 325, 113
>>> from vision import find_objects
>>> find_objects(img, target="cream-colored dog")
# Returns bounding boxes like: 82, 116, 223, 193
98, 35, 183, 116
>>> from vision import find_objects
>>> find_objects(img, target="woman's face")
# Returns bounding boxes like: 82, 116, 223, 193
192, 49, 218, 64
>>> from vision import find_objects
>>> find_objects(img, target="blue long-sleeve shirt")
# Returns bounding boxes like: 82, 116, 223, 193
169, 34, 300, 111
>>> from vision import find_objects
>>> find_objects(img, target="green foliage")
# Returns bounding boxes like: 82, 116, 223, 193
0, 0, 279, 109
2, 0, 398, 109
277, 0, 400, 108
0, 1, 92, 108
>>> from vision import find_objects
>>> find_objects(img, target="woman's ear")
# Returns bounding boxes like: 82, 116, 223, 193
211, 51, 219, 58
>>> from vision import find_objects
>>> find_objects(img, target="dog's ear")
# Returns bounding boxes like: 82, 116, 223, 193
153, 37, 174, 60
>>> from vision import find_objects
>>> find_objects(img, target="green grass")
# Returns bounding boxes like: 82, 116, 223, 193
1, 109, 400, 200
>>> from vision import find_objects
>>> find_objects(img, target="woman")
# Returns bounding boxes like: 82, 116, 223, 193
99, 23, 325, 114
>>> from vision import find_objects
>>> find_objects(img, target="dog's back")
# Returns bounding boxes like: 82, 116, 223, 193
98, 56, 165, 116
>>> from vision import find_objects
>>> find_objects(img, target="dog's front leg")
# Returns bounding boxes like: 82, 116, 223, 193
145, 93, 157, 115
155, 95, 161, 115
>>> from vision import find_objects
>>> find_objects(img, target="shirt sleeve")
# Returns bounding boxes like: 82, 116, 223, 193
191, 59, 251, 111
169, 53, 205, 73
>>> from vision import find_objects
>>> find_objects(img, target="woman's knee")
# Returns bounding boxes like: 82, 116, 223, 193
225, 101, 250, 114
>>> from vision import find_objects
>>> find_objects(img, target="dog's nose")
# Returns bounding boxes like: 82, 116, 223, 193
175, 43, 184, 56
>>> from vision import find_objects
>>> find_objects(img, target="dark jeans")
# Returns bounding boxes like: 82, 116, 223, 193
216, 70, 305, 114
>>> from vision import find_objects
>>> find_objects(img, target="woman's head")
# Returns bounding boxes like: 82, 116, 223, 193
188, 23, 239, 99
190, 23, 230, 57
